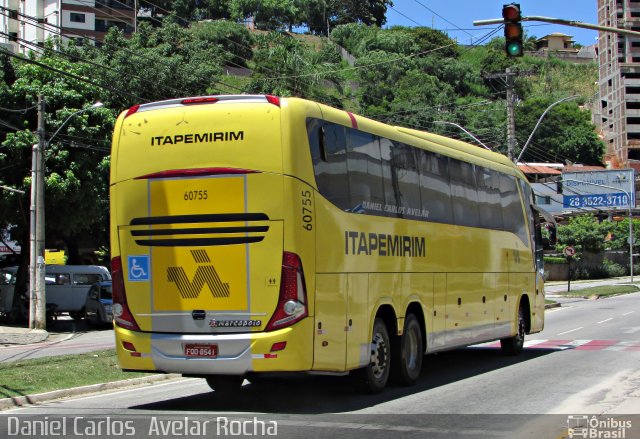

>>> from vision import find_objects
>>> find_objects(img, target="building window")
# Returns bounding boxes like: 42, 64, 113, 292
70, 13, 86, 23
535, 195, 551, 205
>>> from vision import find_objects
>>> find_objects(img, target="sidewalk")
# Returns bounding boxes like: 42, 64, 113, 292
0, 325, 48, 345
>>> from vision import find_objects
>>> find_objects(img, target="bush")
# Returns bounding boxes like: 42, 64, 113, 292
603, 259, 627, 278
544, 256, 567, 264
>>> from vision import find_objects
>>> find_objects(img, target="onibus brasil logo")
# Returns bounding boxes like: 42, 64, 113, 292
567, 415, 632, 438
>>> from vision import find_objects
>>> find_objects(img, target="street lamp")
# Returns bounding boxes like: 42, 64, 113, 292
29, 100, 103, 330
560, 179, 635, 283
433, 121, 491, 150
515, 95, 579, 164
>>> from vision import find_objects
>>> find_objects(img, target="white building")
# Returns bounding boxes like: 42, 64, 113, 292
1, 0, 135, 54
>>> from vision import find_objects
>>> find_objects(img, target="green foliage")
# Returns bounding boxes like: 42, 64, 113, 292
602, 258, 627, 277
190, 20, 254, 67
543, 256, 567, 264
556, 215, 612, 254
230, 0, 300, 31
248, 32, 344, 105
515, 97, 604, 165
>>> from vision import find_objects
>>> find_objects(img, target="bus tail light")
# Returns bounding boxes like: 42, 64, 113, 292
124, 104, 140, 119
111, 256, 140, 331
265, 95, 280, 107
265, 252, 308, 331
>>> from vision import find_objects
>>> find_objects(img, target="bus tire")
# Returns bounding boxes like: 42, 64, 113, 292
391, 314, 423, 386
500, 304, 525, 355
205, 375, 244, 393
358, 317, 391, 394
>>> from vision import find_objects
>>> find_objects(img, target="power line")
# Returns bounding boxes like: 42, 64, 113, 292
410, 0, 473, 38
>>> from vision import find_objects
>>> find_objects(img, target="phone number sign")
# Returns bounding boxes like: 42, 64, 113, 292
563, 193, 630, 209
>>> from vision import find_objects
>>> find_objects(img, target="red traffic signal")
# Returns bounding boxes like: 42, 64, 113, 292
502, 3, 523, 57
502, 3, 521, 22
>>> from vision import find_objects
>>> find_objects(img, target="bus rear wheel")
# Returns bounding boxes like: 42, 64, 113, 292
391, 313, 423, 386
357, 317, 391, 393
205, 375, 244, 393
500, 304, 525, 355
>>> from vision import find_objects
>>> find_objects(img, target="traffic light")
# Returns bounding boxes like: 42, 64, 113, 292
502, 3, 523, 57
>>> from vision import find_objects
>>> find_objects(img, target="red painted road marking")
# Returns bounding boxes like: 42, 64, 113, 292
574, 340, 618, 350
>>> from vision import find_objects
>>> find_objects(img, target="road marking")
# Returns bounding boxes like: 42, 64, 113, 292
473, 339, 640, 351
597, 318, 613, 324
557, 327, 583, 336
623, 311, 636, 316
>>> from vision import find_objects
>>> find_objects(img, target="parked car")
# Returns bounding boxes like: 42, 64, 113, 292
85, 281, 113, 326
0, 265, 111, 319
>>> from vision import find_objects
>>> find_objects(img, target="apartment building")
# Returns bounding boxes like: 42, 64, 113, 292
598, 0, 640, 169
0, 0, 135, 53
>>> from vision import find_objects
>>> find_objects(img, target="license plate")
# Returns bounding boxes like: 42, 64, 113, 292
184, 344, 218, 358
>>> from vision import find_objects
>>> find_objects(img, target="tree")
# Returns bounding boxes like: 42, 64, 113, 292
230, 0, 300, 31
301, 0, 393, 35
556, 214, 612, 254
248, 32, 344, 105
515, 97, 605, 165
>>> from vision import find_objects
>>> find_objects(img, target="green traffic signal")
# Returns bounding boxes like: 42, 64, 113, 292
507, 41, 522, 56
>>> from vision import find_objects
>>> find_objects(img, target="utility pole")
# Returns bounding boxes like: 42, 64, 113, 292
29, 94, 46, 330
483, 69, 531, 160
505, 68, 516, 161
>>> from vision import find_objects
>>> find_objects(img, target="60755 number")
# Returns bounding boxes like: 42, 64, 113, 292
184, 190, 208, 201
301, 190, 313, 231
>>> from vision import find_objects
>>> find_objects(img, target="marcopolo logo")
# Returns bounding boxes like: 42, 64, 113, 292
167, 250, 230, 300
567, 415, 632, 438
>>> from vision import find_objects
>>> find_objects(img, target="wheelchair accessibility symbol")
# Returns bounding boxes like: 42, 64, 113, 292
128, 255, 150, 282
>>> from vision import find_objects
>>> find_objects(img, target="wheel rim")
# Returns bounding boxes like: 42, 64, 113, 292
405, 327, 419, 371
370, 332, 388, 380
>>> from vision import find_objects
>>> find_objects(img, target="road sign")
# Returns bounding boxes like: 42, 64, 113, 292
564, 246, 576, 257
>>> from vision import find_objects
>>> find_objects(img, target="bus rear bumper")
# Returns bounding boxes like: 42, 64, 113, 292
115, 319, 313, 375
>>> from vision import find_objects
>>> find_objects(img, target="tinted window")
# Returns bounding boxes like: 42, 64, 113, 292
74, 273, 103, 285
47, 273, 70, 285
379, 138, 397, 217
100, 286, 113, 300
308, 119, 350, 210
390, 142, 423, 219
346, 128, 384, 213
450, 159, 479, 227
417, 150, 452, 223
500, 174, 528, 243
476, 167, 504, 230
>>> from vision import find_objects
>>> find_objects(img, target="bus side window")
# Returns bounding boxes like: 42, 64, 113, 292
450, 159, 480, 228
346, 128, 384, 214
390, 142, 422, 219
476, 167, 504, 230
307, 119, 351, 211
500, 174, 528, 244
417, 150, 452, 224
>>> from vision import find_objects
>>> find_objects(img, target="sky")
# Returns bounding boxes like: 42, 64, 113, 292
385, 1, 599, 46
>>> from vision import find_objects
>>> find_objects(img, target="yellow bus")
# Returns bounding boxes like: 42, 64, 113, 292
110, 94, 550, 393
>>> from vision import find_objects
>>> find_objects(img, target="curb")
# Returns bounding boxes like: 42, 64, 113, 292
0, 373, 183, 411
544, 302, 561, 309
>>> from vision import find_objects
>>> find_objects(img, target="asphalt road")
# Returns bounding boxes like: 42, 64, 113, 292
2, 293, 639, 438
